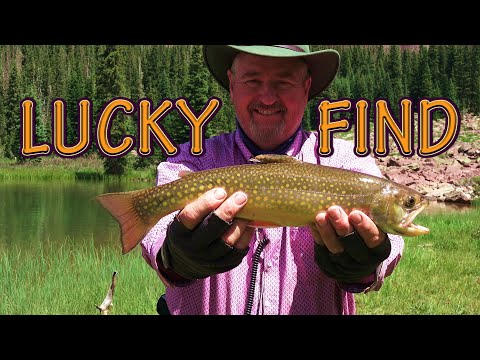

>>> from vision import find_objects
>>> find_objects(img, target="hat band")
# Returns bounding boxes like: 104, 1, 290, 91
273, 45, 305, 53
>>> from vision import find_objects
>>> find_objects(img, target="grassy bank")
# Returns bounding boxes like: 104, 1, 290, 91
1, 207, 479, 315
0, 155, 156, 182
356, 206, 480, 314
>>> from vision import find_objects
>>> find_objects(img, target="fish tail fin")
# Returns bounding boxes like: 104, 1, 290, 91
96, 191, 153, 255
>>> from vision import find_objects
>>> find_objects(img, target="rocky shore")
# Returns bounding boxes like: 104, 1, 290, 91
374, 114, 480, 204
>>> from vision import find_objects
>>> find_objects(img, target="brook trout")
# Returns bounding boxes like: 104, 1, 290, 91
97, 154, 429, 254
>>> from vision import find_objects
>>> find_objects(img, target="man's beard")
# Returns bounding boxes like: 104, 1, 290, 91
248, 117, 286, 145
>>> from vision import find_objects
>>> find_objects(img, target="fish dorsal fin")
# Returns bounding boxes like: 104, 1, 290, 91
178, 170, 194, 178
249, 154, 302, 164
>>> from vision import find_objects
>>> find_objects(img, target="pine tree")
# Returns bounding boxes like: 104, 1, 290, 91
417, 46, 434, 99
95, 45, 131, 176
427, 45, 441, 98
385, 45, 404, 115
179, 45, 210, 142
4, 66, 21, 160
66, 67, 86, 146
437, 46, 450, 100
450, 45, 466, 109
470, 45, 480, 114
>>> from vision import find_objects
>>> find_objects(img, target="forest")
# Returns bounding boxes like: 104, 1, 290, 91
1, 45, 478, 174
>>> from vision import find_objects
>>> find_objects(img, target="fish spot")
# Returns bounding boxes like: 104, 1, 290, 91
199, 186, 205, 191
327, 197, 331, 201
162, 201, 168, 207
177, 192, 182, 197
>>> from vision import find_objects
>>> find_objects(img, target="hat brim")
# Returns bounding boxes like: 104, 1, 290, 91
203, 45, 340, 101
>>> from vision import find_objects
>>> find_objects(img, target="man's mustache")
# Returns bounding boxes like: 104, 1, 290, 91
249, 104, 286, 112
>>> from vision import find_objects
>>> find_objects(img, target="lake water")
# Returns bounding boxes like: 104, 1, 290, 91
0, 179, 475, 250
0, 180, 152, 250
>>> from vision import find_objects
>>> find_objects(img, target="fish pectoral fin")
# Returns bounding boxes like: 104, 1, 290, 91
248, 221, 282, 228
249, 154, 302, 164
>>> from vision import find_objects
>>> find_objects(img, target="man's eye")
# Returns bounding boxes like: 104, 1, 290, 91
245, 80, 261, 87
277, 82, 293, 89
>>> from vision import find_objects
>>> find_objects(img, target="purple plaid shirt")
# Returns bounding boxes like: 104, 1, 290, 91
141, 129, 404, 315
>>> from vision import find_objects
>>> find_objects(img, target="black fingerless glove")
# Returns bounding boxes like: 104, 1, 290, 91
314, 231, 392, 283
159, 212, 249, 280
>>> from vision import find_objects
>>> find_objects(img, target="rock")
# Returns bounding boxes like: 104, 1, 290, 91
427, 184, 456, 199
458, 144, 471, 154
387, 158, 401, 167
466, 148, 479, 158
444, 189, 472, 204
407, 162, 420, 171
457, 157, 472, 166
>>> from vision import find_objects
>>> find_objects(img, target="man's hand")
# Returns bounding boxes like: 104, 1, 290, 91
177, 188, 253, 251
309, 206, 391, 283
160, 188, 254, 280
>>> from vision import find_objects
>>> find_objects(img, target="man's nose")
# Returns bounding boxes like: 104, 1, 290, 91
257, 83, 278, 105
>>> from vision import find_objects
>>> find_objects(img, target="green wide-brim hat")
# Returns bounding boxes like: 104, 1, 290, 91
203, 45, 340, 101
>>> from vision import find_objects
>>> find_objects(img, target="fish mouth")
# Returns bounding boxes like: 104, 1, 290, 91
400, 202, 430, 234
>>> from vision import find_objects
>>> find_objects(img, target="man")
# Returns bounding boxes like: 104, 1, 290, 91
141, 45, 403, 315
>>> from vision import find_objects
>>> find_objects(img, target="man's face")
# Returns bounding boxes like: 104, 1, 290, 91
227, 53, 312, 151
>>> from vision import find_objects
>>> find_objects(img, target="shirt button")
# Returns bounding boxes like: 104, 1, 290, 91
267, 261, 273, 268
264, 300, 271, 308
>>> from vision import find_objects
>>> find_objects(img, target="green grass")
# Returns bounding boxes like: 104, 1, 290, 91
356, 207, 480, 314
1, 208, 479, 315
0, 155, 156, 182
459, 132, 480, 143
0, 238, 164, 315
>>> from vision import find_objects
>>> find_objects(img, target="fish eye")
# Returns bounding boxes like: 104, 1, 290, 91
405, 196, 416, 208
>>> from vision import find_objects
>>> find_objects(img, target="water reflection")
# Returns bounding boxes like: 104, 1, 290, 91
0, 180, 151, 249
1, 179, 475, 250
